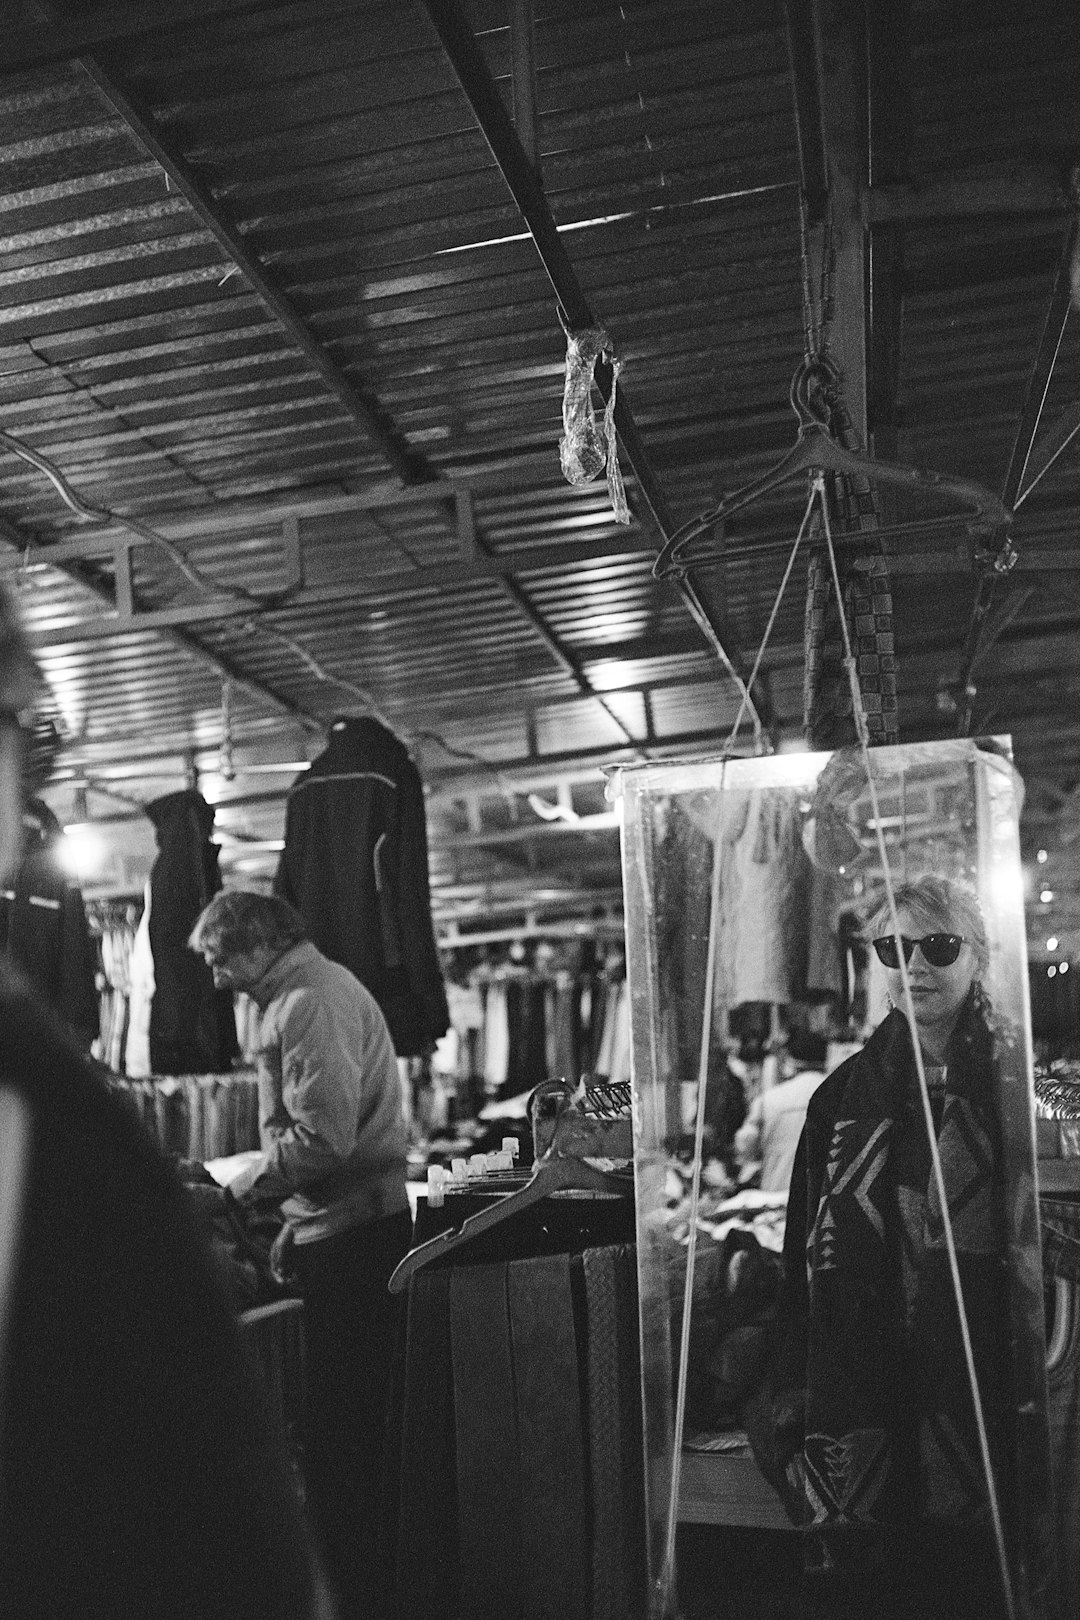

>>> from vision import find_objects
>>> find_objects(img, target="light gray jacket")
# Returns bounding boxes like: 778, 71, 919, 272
230, 940, 408, 1243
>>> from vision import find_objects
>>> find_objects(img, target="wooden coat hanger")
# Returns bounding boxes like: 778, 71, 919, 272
653, 356, 1013, 581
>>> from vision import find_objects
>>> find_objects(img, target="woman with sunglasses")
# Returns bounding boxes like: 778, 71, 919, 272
869, 880, 987, 1074
755, 873, 1016, 1620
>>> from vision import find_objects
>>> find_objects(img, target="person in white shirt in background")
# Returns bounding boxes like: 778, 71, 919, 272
734, 1029, 828, 1194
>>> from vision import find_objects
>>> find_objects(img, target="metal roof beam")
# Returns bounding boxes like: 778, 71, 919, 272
782, 0, 829, 228
44, 38, 428, 486
419, 0, 769, 738
866, 163, 1076, 225
818, 0, 870, 443
28, 3, 655, 758
0, 507, 322, 733
866, 0, 913, 462
508, 0, 540, 175
0, 0, 293, 75
7, 511, 655, 577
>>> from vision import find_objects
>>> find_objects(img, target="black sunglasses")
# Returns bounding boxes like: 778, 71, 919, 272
871, 933, 968, 970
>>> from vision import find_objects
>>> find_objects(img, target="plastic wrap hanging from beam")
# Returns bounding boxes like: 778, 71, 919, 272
558, 327, 630, 526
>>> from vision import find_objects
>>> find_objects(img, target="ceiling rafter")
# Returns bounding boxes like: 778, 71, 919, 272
52, 53, 428, 485
19, 1, 652, 759
419, 0, 772, 740
866, 162, 1076, 225
0, 0, 292, 76
0, 504, 323, 733
865, 0, 912, 464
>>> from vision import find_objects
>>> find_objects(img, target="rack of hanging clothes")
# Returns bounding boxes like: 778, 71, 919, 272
387, 1087, 644, 1620
84, 895, 143, 1072
434, 935, 630, 1105
105, 1069, 261, 1162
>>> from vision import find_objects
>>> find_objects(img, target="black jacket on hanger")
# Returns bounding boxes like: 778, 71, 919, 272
274, 718, 449, 1057
0, 798, 98, 1049
146, 790, 238, 1076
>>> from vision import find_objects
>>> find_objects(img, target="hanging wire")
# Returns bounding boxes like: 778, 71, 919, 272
656, 758, 728, 1619
815, 472, 1017, 1620
660, 485, 817, 1604
658, 469, 1018, 1620
1014, 408, 1080, 509
723, 480, 819, 751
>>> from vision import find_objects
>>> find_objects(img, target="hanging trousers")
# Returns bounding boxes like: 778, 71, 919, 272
292, 1208, 412, 1620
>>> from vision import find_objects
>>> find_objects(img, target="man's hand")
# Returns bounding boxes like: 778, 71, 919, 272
269, 1224, 297, 1287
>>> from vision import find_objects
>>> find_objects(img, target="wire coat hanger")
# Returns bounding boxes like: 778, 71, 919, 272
653, 356, 1014, 581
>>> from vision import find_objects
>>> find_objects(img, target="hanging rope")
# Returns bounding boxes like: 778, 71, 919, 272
656, 758, 728, 1620
724, 481, 819, 750
661, 470, 1017, 1620
815, 474, 1017, 1620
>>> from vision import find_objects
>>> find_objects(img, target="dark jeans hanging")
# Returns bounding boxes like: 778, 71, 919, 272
503, 976, 550, 1098
292, 1208, 412, 1620
389, 1196, 643, 1620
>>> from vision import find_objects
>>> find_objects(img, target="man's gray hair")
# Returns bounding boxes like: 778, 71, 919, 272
189, 889, 308, 961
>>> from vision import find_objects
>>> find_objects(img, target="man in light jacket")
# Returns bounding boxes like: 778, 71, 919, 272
190, 888, 411, 1620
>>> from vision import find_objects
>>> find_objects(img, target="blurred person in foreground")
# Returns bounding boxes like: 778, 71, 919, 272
759, 874, 1016, 1620
190, 888, 411, 1620
0, 584, 327, 1619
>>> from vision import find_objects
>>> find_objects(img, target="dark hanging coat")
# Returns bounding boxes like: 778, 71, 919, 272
274, 718, 449, 1057
0, 798, 98, 1049
146, 790, 238, 1076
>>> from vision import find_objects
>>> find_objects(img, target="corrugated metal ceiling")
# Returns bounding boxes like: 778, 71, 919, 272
0, 0, 1077, 949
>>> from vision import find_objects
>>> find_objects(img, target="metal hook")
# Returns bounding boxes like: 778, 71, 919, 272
789, 354, 840, 431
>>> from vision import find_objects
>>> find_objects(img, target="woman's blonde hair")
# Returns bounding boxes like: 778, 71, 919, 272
866, 873, 989, 978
